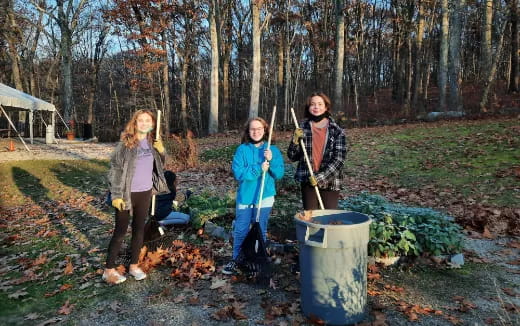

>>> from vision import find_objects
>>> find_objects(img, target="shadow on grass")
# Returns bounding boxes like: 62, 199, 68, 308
12, 165, 110, 252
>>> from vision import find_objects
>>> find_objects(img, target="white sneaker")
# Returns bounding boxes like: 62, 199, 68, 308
129, 267, 147, 281
102, 270, 127, 284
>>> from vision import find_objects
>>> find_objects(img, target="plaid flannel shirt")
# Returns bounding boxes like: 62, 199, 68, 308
287, 117, 347, 191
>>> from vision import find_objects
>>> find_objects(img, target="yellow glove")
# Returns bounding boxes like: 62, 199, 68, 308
292, 128, 303, 145
309, 175, 318, 187
112, 198, 126, 211
153, 139, 165, 153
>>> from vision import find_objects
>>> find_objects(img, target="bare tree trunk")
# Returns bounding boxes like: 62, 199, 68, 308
28, 4, 44, 96
56, 0, 87, 123
249, 0, 261, 118
208, 0, 219, 134
481, 0, 493, 77
508, 0, 519, 92
480, 21, 507, 111
412, 0, 425, 111
438, 0, 449, 111
276, 33, 284, 124
161, 31, 171, 135
220, 0, 232, 130
86, 26, 108, 139
448, 0, 465, 112
3, 0, 23, 90
334, 0, 345, 111
180, 55, 189, 133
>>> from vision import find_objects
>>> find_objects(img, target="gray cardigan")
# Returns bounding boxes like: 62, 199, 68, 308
107, 141, 169, 213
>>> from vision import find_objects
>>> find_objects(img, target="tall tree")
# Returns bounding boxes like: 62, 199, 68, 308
54, 0, 87, 123
208, 0, 219, 134
480, 0, 493, 76
333, 0, 345, 110
249, 0, 262, 118
2, 0, 23, 90
448, 0, 465, 112
412, 0, 425, 111
438, 0, 449, 111
508, 0, 519, 92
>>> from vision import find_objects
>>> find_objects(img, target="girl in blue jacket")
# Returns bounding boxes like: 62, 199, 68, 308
222, 117, 284, 275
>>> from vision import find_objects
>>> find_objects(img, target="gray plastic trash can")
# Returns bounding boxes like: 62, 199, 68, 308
45, 125, 54, 144
294, 210, 371, 325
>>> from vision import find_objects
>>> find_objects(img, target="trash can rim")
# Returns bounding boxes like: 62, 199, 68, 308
294, 209, 372, 229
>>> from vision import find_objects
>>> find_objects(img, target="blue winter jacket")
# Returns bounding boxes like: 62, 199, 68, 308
232, 142, 285, 205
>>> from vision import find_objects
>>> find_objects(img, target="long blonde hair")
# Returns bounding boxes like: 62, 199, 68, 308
121, 109, 156, 148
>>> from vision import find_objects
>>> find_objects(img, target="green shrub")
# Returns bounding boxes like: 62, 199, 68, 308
182, 192, 235, 229
340, 192, 463, 258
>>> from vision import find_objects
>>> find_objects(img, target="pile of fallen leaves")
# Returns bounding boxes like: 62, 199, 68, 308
138, 240, 216, 283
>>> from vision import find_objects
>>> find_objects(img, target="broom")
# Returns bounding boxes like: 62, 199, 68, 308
290, 107, 324, 210
236, 106, 276, 281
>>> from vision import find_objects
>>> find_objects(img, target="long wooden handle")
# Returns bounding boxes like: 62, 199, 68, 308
290, 108, 324, 210
256, 106, 277, 222
151, 110, 162, 218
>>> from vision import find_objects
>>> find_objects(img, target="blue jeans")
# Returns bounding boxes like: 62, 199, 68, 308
232, 203, 273, 260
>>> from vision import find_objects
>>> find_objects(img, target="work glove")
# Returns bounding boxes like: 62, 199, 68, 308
153, 139, 165, 153
309, 175, 318, 187
111, 198, 126, 211
292, 128, 303, 145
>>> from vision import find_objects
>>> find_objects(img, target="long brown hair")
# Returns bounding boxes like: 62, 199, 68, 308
304, 92, 332, 119
241, 117, 273, 144
121, 109, 156, 148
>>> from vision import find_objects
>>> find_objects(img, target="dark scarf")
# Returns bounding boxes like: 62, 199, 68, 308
309, 111, 330, 122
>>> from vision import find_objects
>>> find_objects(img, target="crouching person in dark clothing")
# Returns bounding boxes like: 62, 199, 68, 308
155, 170, 190, 226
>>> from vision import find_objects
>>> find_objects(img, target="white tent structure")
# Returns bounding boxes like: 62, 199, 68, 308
0, 83, 58, 150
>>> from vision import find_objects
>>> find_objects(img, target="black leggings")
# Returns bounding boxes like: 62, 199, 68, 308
301, 183, 339, 210
106, 190, 152, 268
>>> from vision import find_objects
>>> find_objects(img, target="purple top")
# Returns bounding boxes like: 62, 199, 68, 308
131, 138, 154, 192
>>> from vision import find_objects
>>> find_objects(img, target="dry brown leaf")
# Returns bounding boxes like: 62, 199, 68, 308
57, 300, 74, 315
63, 261, 74, 275
231, 301, 248, 320
32, 255, 47, 266
210, 277, 227, 289
368, 272, 381, 280
372, 310, 387, 326
188, 296, 199, 305
59, 283, 72, 291
173, 294, 186, 303
482, 227, 495, 239
506, 241, 520, 249
502, 288, 518, 297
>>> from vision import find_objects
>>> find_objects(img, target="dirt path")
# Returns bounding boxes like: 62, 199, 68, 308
0, 138, 115, 162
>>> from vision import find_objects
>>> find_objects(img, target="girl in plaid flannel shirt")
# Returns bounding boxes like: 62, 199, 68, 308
287, 92, 347, 210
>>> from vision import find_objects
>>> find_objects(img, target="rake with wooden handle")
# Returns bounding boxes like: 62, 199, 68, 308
150, 110, 165, 235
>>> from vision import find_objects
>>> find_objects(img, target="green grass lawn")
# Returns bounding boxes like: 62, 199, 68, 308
344, 119, 519, 207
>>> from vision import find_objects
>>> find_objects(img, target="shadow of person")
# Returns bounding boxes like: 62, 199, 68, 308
49, 160, 109, 196
12, 166, 49, 203
12, 166, 110, 253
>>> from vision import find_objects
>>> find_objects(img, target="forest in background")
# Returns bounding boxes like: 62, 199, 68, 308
0, 0, 518, 141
